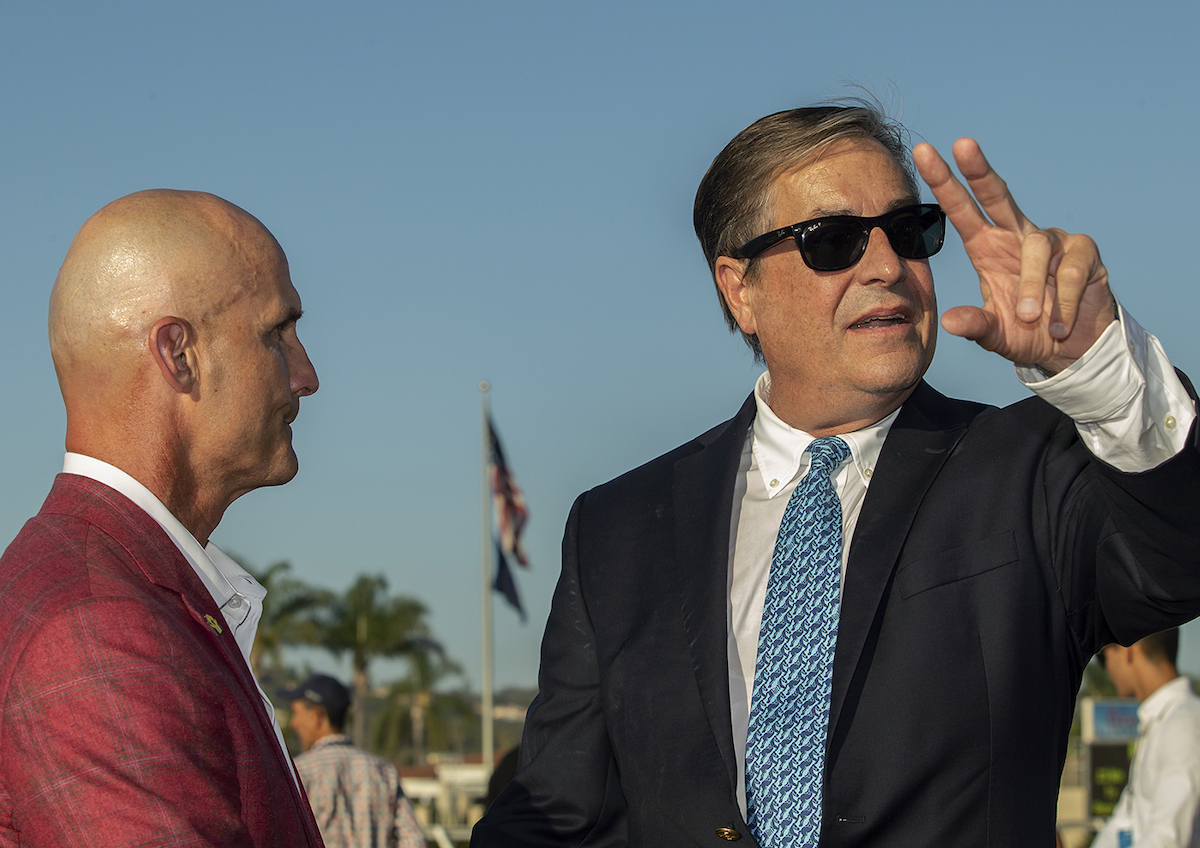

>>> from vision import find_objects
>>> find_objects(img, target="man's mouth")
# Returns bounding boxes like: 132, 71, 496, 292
849, 313, 909, 330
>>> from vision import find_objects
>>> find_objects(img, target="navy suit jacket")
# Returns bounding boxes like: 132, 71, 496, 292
473, 380, 1200, 847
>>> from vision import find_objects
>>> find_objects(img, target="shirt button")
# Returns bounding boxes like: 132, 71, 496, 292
863, 468, 873, 479
715, 827, 742, 841
1165, 415, 1177, 430
227, 594, 244, 610
769, 479, 779, 488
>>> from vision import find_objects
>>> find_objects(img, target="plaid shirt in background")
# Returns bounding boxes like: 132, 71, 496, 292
295, 734, 426, 848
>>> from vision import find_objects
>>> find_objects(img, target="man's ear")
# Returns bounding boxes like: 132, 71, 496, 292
150, 317, 198, 395
714, 256, 757, 336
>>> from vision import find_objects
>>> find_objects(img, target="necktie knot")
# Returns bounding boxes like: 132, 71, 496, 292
808, 436, 850, 477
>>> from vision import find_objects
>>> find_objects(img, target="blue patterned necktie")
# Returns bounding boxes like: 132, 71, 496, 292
745, 435, 851, 847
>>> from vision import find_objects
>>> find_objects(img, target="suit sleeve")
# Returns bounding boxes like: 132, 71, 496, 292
1, 595, 258, 847
471, 493, 628, 848
1083, 408, 1200, 648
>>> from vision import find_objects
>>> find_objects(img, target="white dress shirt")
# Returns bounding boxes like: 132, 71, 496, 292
61, 452, 300, 787
726, 304, 1198, 814
1092, 677, 1200, 848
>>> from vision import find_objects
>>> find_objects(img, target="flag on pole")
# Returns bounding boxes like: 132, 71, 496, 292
493, 541, 526, 622
487, 416, 529, 566
487, 416, 529, 621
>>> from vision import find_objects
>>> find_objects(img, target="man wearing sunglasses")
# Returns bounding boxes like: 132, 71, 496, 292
473, 104, 1200, 847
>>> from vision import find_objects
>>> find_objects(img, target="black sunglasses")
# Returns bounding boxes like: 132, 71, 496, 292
733, 203, 947, 272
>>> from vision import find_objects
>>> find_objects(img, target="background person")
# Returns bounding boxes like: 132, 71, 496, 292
472, 102, 1200, 847
1094, 630, 1200, 848
286, 674, 426, 848
0, 189, 323, 845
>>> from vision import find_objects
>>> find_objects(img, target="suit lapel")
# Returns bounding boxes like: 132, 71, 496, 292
45, 476, 298, 780
826, 383, 974, 750
673, 394, 757, 791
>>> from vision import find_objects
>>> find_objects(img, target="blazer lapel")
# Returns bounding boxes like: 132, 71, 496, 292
48, 476, 292, 770
673, 394, 757, 791
43, 474, 321, 844
826, 383, 975, 752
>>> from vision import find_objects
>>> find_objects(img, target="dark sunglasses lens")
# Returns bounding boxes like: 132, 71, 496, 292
886, 207, 946, 259
802, 221, 869, 272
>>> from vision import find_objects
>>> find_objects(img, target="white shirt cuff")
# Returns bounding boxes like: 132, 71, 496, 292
1016, 302, 1196, 472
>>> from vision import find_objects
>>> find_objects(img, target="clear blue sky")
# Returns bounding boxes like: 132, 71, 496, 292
2, 0, 1197, 690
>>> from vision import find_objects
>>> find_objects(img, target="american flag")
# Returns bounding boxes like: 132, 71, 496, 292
488, 416, 529, 567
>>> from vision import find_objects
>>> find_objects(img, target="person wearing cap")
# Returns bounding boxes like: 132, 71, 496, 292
285, 674, 426, 848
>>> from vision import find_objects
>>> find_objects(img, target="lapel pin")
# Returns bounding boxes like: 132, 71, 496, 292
204, 614, 224, 635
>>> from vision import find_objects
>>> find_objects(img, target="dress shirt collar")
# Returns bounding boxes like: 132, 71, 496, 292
62, 452, 243, 609
1138, 675, 1193, 728
751, 371, 900, 498
62, 453, 297, 789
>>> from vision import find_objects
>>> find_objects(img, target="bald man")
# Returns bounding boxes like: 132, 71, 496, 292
0, 191, 324, 846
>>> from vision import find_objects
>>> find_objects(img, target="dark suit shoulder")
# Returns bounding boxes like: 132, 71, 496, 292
580, 394, 755, 509
901, 381, 995, 429
903, 380, 1082, 449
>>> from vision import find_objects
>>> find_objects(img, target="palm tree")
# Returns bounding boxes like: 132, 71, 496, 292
305, 575, 444, 747
373, 649, 467, 763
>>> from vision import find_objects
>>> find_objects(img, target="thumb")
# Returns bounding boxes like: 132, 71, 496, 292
940, 305, 992, 342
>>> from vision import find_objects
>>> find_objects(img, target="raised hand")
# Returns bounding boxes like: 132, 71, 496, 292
913, 139, 1115, 374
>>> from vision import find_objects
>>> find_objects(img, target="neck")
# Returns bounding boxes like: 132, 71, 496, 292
65, 433, 224, 545
766, 382, 915, 436
313, 727, 341, 745
1136, 668, 1179, 703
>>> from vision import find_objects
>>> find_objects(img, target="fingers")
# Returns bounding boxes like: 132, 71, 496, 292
1017, 231, 1053, 325
950, 138, 1031, 234
984, 228, 1102, 340
913, 142, 990, 244
1047, 232, 1107, 341
915, 140, 1032, 239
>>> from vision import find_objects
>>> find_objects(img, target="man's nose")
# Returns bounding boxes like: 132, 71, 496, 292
857, 226, 905, 284
291, 340, 319, 397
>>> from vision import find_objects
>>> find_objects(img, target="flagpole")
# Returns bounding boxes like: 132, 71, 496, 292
480, 381, 495, 777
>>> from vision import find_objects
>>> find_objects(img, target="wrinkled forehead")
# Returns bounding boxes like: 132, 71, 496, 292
202, 238, 298, 325
765, 138, 918, 221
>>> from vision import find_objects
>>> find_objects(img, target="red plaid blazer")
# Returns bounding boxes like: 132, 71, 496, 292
0, 474, 325, 847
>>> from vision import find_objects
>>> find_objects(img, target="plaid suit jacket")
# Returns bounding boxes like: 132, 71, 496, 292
0, 474, 325, 847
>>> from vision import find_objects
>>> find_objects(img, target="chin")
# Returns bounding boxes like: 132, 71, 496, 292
261, 451, 300, 488
861, 354, 929, 397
